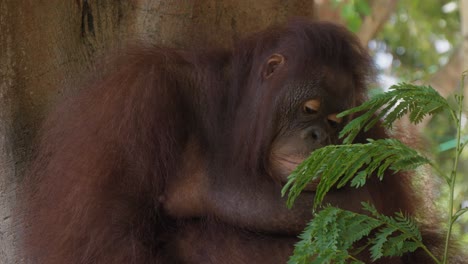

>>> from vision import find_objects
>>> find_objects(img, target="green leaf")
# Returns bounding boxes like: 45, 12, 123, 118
288, 204, 425, 263
355, 0, 371, 16
282, 139, 429, 209
338, 83, 450, 143
288, 206, 380, 264
347, 16, 362, 32
283, 82, 449, 263
341, 4, 356, 19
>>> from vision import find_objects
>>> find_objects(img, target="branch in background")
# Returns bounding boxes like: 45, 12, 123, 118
428, 48, 462, 98
357, 0, 398, 45
315, 0, 396, 45
415, 1, 466, 130
408, 49, 460, 131
461, 0, 468, 71
426, 0, 467, 101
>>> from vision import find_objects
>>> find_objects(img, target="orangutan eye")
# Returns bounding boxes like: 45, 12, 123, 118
327, 114, 343, 127
302, 99, 320, 115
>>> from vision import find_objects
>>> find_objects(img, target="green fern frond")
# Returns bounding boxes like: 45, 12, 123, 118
370, 226, 396, 260
288, 206, 379, 264
337, 83, 450, 144
362, 203, 423, 261
288, 204, 424, 263
282, 139, 429, 209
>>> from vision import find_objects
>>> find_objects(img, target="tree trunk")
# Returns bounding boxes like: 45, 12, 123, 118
0, 1, 316, 263
0, 2, 17, 262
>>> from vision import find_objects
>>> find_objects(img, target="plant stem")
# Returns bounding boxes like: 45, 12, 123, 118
416, 240, 442, 264
442, 72, 467, 264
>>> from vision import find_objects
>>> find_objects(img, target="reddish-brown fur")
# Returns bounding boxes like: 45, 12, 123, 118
20, 20, 457, 263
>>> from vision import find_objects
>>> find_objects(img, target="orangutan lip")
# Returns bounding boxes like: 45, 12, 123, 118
301, 177, 321, 192
276, 156, 322, 192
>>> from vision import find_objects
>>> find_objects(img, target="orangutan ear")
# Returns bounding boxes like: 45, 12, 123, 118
263, 53, 285, 79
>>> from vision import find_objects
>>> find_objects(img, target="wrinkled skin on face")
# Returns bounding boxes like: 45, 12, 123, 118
266, 54, 348, 189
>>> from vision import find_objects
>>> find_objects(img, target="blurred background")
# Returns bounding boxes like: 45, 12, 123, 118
0, 0, 467, 262
362, 0, 468, 246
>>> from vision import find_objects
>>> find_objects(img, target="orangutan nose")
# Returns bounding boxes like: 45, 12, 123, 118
302, 125, 328, 144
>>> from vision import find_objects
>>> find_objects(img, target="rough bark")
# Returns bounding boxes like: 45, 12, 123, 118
0, 1, 315, 263
0, 1, 17, 262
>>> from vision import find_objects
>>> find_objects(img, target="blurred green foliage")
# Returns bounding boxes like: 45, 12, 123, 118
336, 0, 467, 247
424, 101, 468, 245
369, 2, 467, 245
332, 0, 371, 32
375, 0, 460, 80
